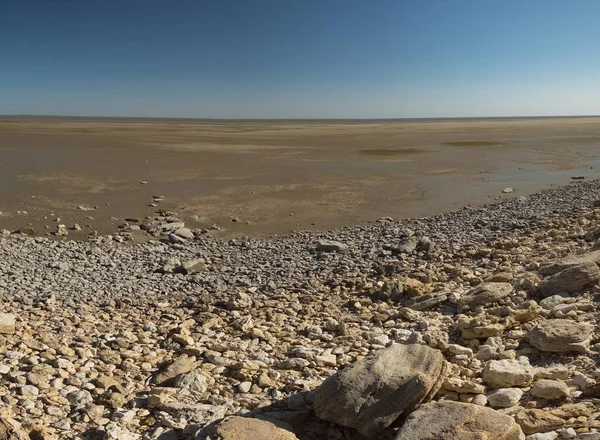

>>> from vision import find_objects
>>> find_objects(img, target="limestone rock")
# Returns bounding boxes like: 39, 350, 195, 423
488, 388, 524, 408
152, 356, 196, 386
538, 262, 600, 296
395, 401, 525, 440
312, 343, 446, 437
0, 313, 15, 335
483, 357, 535, 388
531, 379, 570, 400
316, 239, 347, 252
458, 282, 514, 309
528, 319, 592, 353
514, 409, 565, 435
200, 416, 298, 440
539, 251, 600, 276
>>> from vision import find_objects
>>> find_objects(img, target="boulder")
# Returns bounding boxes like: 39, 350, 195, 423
538, 262, 600, 296
199, 416, 298, 440
482, 357, 535, 388
313, 343, 446, 437
395, 401, 524, 439
458, 282, 514, 309
528, 319, 592, 353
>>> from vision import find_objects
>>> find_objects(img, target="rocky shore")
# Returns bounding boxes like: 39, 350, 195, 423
2, 179, 600, 439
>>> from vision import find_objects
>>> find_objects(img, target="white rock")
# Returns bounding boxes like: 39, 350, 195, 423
0, 313, 16, 334
487, 388, 523, 408
483, 357, 535, 388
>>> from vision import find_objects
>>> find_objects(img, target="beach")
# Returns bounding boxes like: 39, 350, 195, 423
1, 116, 599, 238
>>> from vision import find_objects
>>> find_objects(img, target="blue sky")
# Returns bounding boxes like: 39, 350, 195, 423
1, 0, 599, 118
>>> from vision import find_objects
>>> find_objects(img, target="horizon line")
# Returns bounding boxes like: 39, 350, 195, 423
1, 113, 600, 123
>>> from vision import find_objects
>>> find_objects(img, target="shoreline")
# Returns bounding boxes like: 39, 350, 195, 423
2, 178, 600, 438
1, 116, 600, 240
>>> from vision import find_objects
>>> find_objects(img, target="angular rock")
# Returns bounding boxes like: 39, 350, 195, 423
316, 239, 348, 253
531, 379, 570, 400
528, 319, 592, 353
483, 357, 535, 389
514, 409, 565, 435
538, 262, 600, 296
312, 343, 446, 437
395, 401, 525, 439
458, 282, 514, 309
390, 236, 419, 254
152, 356, 196, 386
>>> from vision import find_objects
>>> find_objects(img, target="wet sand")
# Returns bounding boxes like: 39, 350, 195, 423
0, 117, 599, 238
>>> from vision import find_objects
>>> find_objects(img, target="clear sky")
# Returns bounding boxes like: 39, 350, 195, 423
1, 0, 599, 118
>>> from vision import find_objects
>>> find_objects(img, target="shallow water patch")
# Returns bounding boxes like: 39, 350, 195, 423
442, 140, 506, 147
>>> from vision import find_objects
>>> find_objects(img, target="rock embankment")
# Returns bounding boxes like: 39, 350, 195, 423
2, 179, 600, 438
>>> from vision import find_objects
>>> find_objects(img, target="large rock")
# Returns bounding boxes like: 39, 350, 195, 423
395, 401, 525, 440
539, 251, 600, 276
538, 262, 600, 296
528, 319, 592, 353
458, 283, 514, 309
482, 357, 535, 388
199, 416, 298, 440
312, 343, 446, 437
0, 314, 15, 335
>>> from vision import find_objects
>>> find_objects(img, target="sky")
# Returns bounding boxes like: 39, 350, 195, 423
1, 0, 600, 118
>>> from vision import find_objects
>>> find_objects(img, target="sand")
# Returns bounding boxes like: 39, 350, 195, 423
0, 117, 599, 238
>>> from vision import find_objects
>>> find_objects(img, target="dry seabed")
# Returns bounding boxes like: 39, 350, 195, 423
2, 180, 600, 439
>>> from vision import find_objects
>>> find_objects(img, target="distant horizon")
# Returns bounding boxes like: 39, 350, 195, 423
1, 113, 600, 123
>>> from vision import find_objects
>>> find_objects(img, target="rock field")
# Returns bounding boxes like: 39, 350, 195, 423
2, 179, 600, 439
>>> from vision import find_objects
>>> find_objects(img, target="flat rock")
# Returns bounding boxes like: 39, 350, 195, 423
528, 319, 592, 353
316, 239, 348, 252
458, 282, 514, 309
312, 343, 446, 437
395, 401, 525, 439
538, 262, 600, 296
539, 251, 600, 275
514, 409, 565, 435
483, 357, 535, 389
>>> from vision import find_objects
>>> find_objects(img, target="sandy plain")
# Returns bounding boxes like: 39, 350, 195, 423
0, 117, 599, 238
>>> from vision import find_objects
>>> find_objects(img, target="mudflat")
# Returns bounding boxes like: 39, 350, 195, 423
0, 117, 599, 238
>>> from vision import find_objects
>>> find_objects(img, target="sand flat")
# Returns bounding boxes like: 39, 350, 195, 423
0, 117, 599, 237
